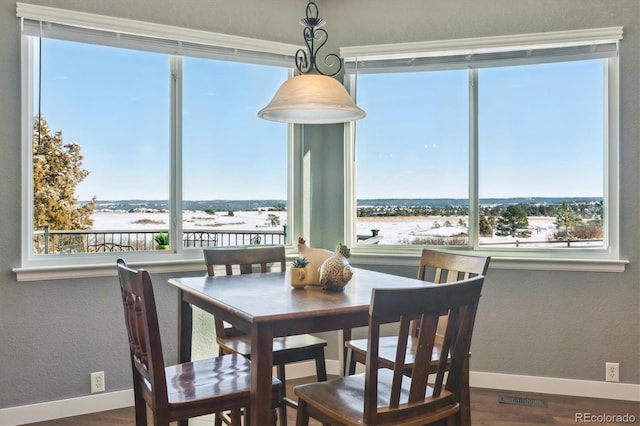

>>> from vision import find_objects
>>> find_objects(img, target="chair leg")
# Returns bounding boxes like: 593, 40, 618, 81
341, 327, 351, 376
315, 348, 327, 381
245, 407, 251, 426
133, 398, 147, 426
295, 399, 310, 426
269, 407, 279, 426
277, 364, 288, 426
230, 409, 242, 425
346, 347, 357, 375
458, 353, 472, 426
214, 412, 223, 426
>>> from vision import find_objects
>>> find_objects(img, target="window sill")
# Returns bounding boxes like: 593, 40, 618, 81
13, 246, 300, 282
349, 251, 628, 273
14, 249, 628, 282
13, 258, 206, 282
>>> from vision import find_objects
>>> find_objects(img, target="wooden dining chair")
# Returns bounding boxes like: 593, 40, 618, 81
343, 248, 490, 425
345, 249, 490, 373
295, 275, 485, 426
116, 258, 281, 426
203, 246, 328, 426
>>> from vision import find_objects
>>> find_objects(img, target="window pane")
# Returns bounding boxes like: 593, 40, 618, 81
34, 38, 169, 254
478, 60, 605, 248
355, 71, 469, 246
182, 58, 288, 248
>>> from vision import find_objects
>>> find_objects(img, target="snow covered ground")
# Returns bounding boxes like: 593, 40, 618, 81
92, 210, 562, 247
92, 210, 286, 231
356, 215, 559, 246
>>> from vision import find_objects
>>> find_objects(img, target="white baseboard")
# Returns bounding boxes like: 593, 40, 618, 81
1, 363, 638, 426
0, 362, 341, 426
0, 389, 134, 426
470, 371, 640, 402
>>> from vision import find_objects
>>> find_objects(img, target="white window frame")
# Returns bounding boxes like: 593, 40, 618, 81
15, 4, 300, 281
341, 28, 628, 272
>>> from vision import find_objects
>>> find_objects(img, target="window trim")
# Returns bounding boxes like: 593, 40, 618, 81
17, 2, 296, 62
15, 5, 299, 279
340, 27, 623, 63
341, 28, 625, 268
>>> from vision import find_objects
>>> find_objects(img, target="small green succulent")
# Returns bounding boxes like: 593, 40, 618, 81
154, 232, 169, 246
291, 257, 309, 268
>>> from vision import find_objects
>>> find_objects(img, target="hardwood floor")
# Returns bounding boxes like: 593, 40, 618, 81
469, 388, 638, 426
23, 381, 639, 426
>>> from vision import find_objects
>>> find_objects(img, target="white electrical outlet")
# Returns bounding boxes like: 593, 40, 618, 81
605, 362, 619, 382
90, 371, 105, 393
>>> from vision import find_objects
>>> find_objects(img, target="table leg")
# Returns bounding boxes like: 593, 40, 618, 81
250, 323, 274, 426
177, 290, 192, 364
341, 327, 352, 376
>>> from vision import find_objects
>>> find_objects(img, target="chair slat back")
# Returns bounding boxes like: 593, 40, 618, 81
202, 246, 286, 338
363, 276, 484, 425
416, 249, 490, 340
417, 249, 490, 283
203, 246, 286, 276
116, 259, 168, 410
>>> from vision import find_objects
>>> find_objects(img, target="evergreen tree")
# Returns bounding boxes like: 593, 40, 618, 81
479, 215, 493, 237
554, 200, 582, 239
33, 115, 96, 230
268, 213, 280, 226
495, 204, 531, 237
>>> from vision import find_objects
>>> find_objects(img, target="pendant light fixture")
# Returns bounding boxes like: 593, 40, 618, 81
258, 0, 365, 124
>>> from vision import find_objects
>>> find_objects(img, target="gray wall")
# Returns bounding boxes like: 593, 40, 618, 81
0, 0, 638, 410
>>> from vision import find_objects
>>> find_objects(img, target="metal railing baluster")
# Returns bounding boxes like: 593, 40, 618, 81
32, 228, 287, 254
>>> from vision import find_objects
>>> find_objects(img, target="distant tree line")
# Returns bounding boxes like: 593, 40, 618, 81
358, 205, 468, 217
358, 201, 602, 221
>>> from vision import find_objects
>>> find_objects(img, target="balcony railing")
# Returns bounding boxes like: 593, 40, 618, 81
34, 226, 287, 254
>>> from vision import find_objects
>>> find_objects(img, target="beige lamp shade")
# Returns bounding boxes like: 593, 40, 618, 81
258, 74, 366, 124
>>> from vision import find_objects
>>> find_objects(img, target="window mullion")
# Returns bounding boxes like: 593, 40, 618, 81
469, 69, 479, 249
343, 73, 358, 248
170, 55, 182, 252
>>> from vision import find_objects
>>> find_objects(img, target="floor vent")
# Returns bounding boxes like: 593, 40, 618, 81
498, 395, 548, 407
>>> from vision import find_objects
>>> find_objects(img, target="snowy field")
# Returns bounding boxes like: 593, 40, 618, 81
357, 215, 559, 245
92, 210, 286, 231
91, 210, 562, 247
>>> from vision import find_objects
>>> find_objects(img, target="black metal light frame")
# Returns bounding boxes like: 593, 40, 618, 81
295, 0, 342, 77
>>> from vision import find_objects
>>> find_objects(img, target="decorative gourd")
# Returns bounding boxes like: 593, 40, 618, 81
297, 237, 333, 285
319, 243, 353, 291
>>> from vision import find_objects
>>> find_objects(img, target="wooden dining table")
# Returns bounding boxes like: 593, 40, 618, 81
168, 267, 427, 426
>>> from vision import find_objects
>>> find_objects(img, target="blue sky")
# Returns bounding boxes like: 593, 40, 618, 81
39, 39, 287, 201
38, 38, 604, 202
355, 60, 604, 199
